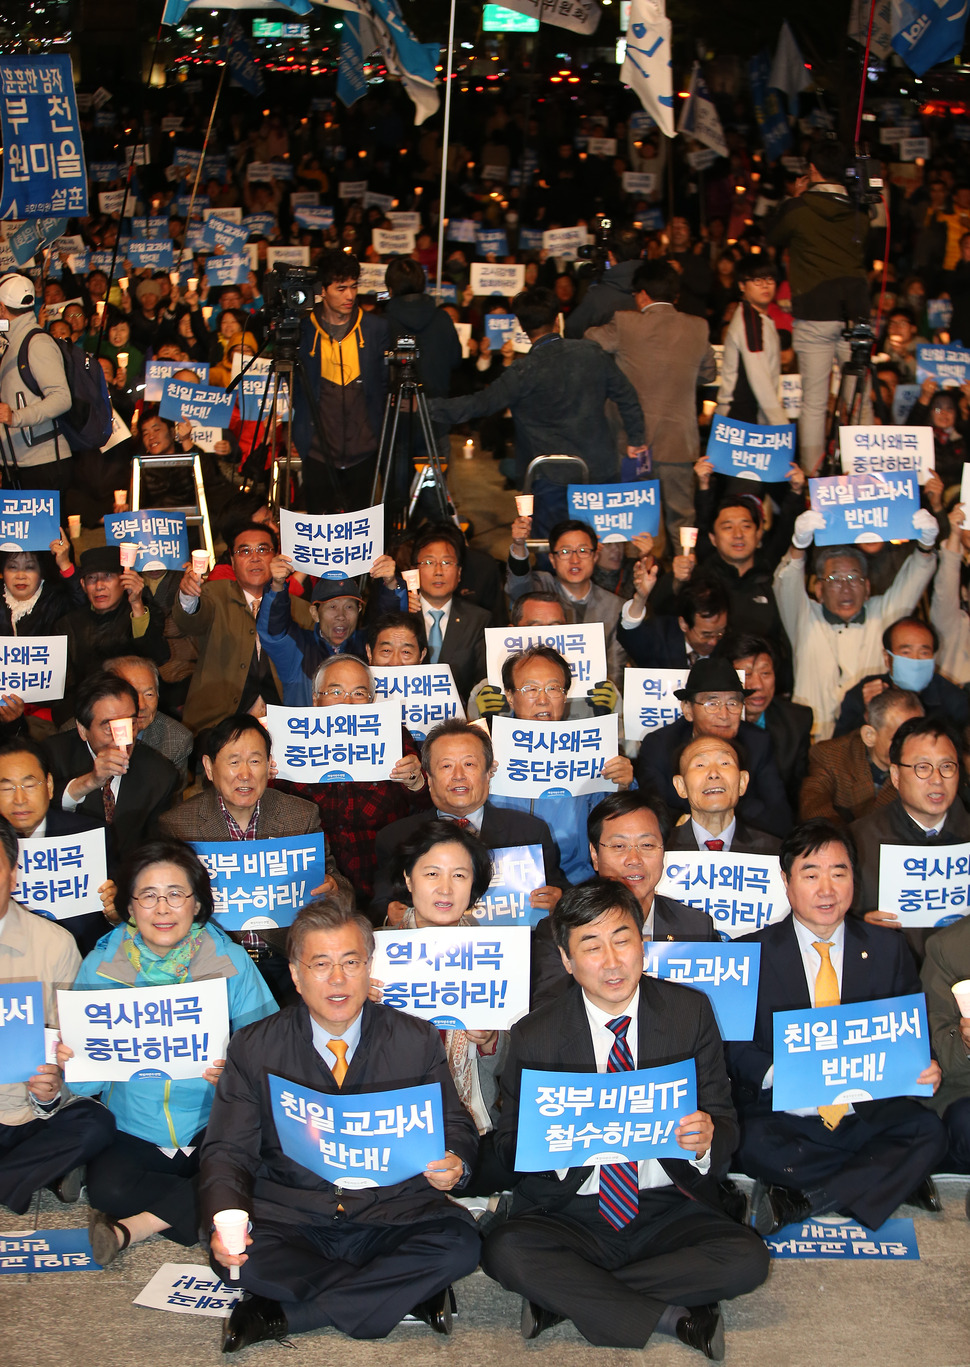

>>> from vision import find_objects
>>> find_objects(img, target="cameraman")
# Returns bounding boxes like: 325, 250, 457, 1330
766, 138, 870, 473
564, 225, 643, 337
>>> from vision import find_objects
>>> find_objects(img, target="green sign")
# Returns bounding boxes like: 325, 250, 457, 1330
252, 20, 310, 40
482, 5, 540, 32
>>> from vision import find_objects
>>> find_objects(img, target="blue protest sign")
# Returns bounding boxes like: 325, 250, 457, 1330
0, 492, 60, 551
88, 250, 115, 273
0, 982, 44, 1084
9, 217, 68, 266
706, 417, 795, 482
636, 207, 665, 231
916, 343, 970, 384
370, 664, 465, 741
222, 15, 265, 96
267, 160, 293, 181
144, 360, 210, 402
126, 239, 174, 270
201, 215, 250, 253
475, 229, 509, 256
469, 844, 547, 925
159, 380, 236, 428
242, 212, 277, 237
0, 1228, 102, 1273
0, 55, 88, 218
747, 52, 792, 161
427, 282, 458, 305
891, 0, 969, 76
644, 942, 761, 1041
772, 992, 933, 1111
567, 481, 662, 540
517, 228, 544, 250
89, 160, 122, 183
204, 253, 250, 287
373, 926, 531, 1029
236, 361, 288, 423
269, 1074, 445, 1187
104, 511, 189, 572
191, 834, 331, 930
767, 1216, 919, 1261
294, 206, 335, 231
892, 383, 921, 424
514, 1061, 698, 1171
809, 471, 918, 545
130, 215, 170, 240
927, 298, 953, 331
484, 312, 518, 347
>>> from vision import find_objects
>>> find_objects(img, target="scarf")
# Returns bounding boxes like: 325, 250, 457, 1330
122, 920, 207, 986
741, 300, 765, 354
309, 307, 364, 387
4, 583, 43, 631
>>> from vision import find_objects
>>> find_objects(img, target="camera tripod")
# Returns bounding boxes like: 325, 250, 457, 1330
370, 346, 457, 535
820, 321, 889, 476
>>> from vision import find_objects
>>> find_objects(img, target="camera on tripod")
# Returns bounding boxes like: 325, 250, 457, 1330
577, 216, 612, 279
384, 335, 421, 367
841, 318, 876, 352
262, 264, 318, 355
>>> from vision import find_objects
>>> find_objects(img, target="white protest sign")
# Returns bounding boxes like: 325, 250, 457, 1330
470, 263, 525, 296
963, 464, 970, 511
364, 191, 395, 212
899, 137, 931, 161
387, 211, 421, 231
58, 979, 230, 1082
266, 246, 309, 269
446, 219, 478, 243
687, 148, 719, 171
542, 226, 589, 259
587, 137, 617, 156
289, 190, 321, 209
838, 426, 934, 485
188, 425, 222, 453
623, 667, 688, 742
485, 622, 607, 700
779, 374, 802, 418
15, 829, 108, 921
373, 926, 531, 1030
0, 636, 67, 703
455, 321, 472, 358
489, 713, 618, 799
657, 852, 789, 939
622, 172, 657, 195
371, 664, 465, 740
202, 205, 242, 223
134, 1264, 243, 1317
264, 702, 403, 783
98, 191, 126, 214
877, 843, 970, 927
372, 227, 416, 256
338, 180, 368, 199
278, 504, 383, 579
357, 262, 388, 293
246, 162, 271, 181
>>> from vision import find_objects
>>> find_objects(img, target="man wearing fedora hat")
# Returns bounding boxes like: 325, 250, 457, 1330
633, 657, 793, 839
0, 272, 72, 491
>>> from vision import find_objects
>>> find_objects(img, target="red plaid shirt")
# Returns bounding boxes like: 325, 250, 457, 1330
218, 795, 265, 950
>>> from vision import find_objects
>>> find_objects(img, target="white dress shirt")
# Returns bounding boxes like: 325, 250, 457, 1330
61, 741, 122, 812
691, 816, 737, 851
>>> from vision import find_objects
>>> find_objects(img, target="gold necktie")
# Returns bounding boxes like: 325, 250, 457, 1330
812, 941, 847, 1130
328, 1038, 348, 1087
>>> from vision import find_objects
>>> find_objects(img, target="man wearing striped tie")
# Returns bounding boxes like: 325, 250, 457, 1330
481, 879, 769, 1358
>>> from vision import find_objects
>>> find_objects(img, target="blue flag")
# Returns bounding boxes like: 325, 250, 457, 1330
892, 0, 969, 76
337, 1, 439, 123
162, 0, 311, 23
747, 52, 792, 161
221, 16, 264, 97
337, 14, 370, 111
0, 54, 88, 219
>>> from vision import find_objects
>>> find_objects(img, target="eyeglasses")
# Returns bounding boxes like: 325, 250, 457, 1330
821, 573, 865, 587
132, 889, 193, 910
551, 546, 595, 559
234, 544, 274, 558
512, 683, 568, 698
599, 841, 663, 857
416, 557, 457, 569
298, 955, 370, 980
316, 687, 374, 703
896, 760, 959, 780
693, 697, 744, 714
0, 779, 42, 796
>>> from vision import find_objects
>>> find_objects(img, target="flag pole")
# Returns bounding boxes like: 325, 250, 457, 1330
435, 0, 458, 294
176, 59, 228, 279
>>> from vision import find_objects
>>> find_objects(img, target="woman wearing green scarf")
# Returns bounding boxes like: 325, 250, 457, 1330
58, 839, 277, 1266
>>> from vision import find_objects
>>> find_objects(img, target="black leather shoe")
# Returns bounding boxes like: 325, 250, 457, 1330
48, 1166, 82, 1203
676, 1303, 725, 1361
221, 1296, 289, 1353
408, 1287, 453, 1335
905, 1176, 943, 1212
520, 1298, 565, 1340
750, 1181, 813, 1236
717, 1178, 748, 1225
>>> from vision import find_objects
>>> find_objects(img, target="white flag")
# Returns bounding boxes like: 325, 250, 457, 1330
768, 21, 812, 113
676, 62, 728, 159
848, 0, 894, 57
500, 0, 602, 34
620, 0, 674, 139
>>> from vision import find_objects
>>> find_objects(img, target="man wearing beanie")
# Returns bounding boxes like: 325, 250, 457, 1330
0, 272, 72, 490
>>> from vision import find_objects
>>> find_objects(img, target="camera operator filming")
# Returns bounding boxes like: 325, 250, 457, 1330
0, 272, 72, 492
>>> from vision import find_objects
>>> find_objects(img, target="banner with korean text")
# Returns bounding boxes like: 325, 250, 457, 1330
370, 664, 465, 740
916, 344, 970, 384
643, 942, 761, 1040
623, 667, 688, 741
0, 1229, 101, 1274
144, 360, 210, 402
0, 982, 44, 1083
473, 844, 547, 925
706, 417, 795, 483
191, 834, 331, 931
766, 1216, 919, 1261
104, 512, 188, 572
159, 381, 235, 429
14, 828, 107, 921
264, 702, 402, 783
0, 636, 66, 703
489, 714, 618, 799
279, 505, 383, 579
372, 926, 530, 1030
657, 851, 789, 939
839, 427, 933, 484
485, 623, 607, 701
0, 492, 60, 551
0, 54, 87, 218
134, 1264, 243, 1316
808, 472, 918, 545
567, 481, 661, 540
470, 263, 525, 296
877, 842, 970, 928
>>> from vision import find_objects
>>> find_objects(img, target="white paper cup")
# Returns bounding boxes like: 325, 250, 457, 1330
515, 494, 534, 517
402, 568, 420, 593
680, 526, 698, 554
108, 717, 133, 748
952, 980, 970, 1016
116, 350, 129, 370
119, 543, 138, 568
118, 277, 129, 293
191, 550, 210, 576
114, 489, 127, 507
67, 515, 81, 538
212, 1208, 249, 1282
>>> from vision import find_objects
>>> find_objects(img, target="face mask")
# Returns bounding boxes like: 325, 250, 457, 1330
889, 652, 934, 692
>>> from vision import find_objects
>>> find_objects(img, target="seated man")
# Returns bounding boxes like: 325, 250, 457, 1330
618, 578, 729, 670
104, 655, 194, 785
371, 719, 566, 924
481, 879, 769, 1354
200, 900, 482, 1346
634, 657, 792, 838
920, 914, 970, 1189
0, 814, 116, 1213
727, 819, 947, 1234
667, 735, 781, 854
833, 615, 969, 736
716, 632, 812, 809
799, 687, 924, 826
532, 792, 719, 1008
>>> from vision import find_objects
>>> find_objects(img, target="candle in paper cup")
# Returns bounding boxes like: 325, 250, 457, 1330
108, 717, 133, 748
463, 437, 474, 459
202, 306, 213, 322
169, 270, 180, 287
188, 277, 198, 292
402, 568, 420, 593
212, 1208, 249, 1281
118, 277, 129, 293
702, 398, 717, 418
191, 550, 210, 576
116, 351, 129, 371
515, 494, 534, 518
95, 300, 105, 318
680, 526, 698, 555
67, 515, 82, 539
114, 489, 128, 508
952, 981, 970, 1016
119, 543, 139, 568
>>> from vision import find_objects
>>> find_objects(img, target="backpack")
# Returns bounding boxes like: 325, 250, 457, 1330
16, 328, 113, 453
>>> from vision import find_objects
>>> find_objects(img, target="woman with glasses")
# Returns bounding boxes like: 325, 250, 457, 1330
57, 839, 277, 1266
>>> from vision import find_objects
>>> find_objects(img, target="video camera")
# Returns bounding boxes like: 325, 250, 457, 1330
845, 149, 884, 209
577, 216, 612, 280
384, 334, 420, 367
262, 264, 318, 356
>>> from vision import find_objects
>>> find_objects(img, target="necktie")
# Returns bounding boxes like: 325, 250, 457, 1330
598, 1016, 640, 1229
705, 838, 724, 851
812, 942, 847, 1130
251, 597, 262, 658
328, 1039, 348, 1087
101, 781, 116, 825
428, 609, 444, 663
450, 816, 470, 828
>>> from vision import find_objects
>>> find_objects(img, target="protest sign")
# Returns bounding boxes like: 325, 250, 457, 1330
357, 262, 388, 293
766, 1217, 919, 1261
643, 942, 761, 1040
470, 263, 525, 296
264, 702, 403, 784
269, 1074, 444, 1187
204, 252, 250, 287
370, 664, 465, 740
387, 211, 421, 231
892, 383, 921, 424
706, 417, 795, 482
622, 172, 657, 195
191, 834, 331, 931
57, 979, 230, 1083
372, 227, 416, 255
475, 229, 509, 257
623, 667, 688, 741
809, 471, 918, 545
877, 842, 970, 928
454, 321, 472, 358
489, 713, 618, 799
125, 239, 174, 270
838, 426, 933, 484
233, 356, 290, 423
485, 622, 607, 701
293, 206, 335, 231
89, 161, 121, 182
0, 492, 59, 552
772, 993, 933, 1111
899, 136, 931, 161
472, 843, 547, 925
0, 54, 88, 218
484, 312, 519, 347
0, 982, 44, 1084
0, 636, 66, 703
364, 190, 395, 212
916, 344, 970, 384
927, 298, 953, 331
201, 215, 249, 253
130, 215, 169, 239
0, 1229, 101, 1273
372, 926, 531, 1030
97, 190, 125, 215
9, 216, 68, 266
278, 504, 383, 578
688, 148, 719, 170
14, 828, 107, 922
337, 180, 368, 199
542, 226, 589, 258
587, 137, 618, 156
517, 228, 544, 250
446, 219, 478, 243
567, 481, 662, 540
104, 511, 188, 572
657, 851, 789, 939
242, 212, 277, 237
134, 1264, 243, 1316
514, 1061, 698, 1171
159, 380, 235, 428
779, 375, 802, 418
266, 246, 309, 269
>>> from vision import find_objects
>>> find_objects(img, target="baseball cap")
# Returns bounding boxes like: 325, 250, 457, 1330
0, 273, 36, 308
311, 577, 363, 605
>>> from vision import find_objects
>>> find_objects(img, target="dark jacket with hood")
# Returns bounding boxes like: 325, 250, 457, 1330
565, 258, 641, 337
766, 183, 869, 322
384, 291, 461, 398
293, 304, 388, 469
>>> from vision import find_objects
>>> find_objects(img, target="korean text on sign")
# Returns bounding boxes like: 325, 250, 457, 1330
0, 1229, 101, 1274
0, 982, 44, 1084
771, 993, 933, 1112
877, 841, 970, 928
0, 635, 67, 703
485, 622, 607, 702
657, 852, 790, 939
57, 978, 230, 1083
838, 426, 933, 485
144, 361, 209, 402
473, 843, 547, 926
808, 471, 918, 546
278, 504, 384, 579
190, 833, 331, 931
0, 54, 87, 218
14, 827, 107, 921
489, 713, 618, 799
264, 701, 403, 784
567, 481, 661, 540
706, 417, 795, 483
0, 492, 60, 552
623, 666, 688, 741
767, 1217, 919, 1261
370, 664, 465, 741
916, 344, 970, 385
514, 1061, 698, 1171
269, 1074, 445, 1187
159, 381, 236, 429
372, 925, 531, 1030
104, 511, 189, 572
643, 942, 761, 1041
133, 1264, 244, 1316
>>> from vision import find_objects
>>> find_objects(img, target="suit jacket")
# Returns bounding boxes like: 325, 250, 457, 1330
616, 613, 688, 670
198, 999, 479, 1233
634, 717, 793, 839
920, 914, 970, 1115
437, 599, 491, 705
495, 975, 738, 1216
727, 913, 922, 1117
834, 669, 970, 737
850, 795, 970, 917
764, 697, 813, 809
530, 893, 721, 1010
370, 801, 567, 922
799, 729, 896, 827
666, 816, 780, 855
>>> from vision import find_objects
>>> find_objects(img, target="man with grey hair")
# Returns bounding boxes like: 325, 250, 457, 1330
0, 272, 72, 491
200, 898, 481, 1348
104, 655, 193, 783
773, 505, 939, 739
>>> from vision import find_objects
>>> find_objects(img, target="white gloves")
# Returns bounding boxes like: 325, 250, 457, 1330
793, 509, 826, 550
912, 508, 939, 549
